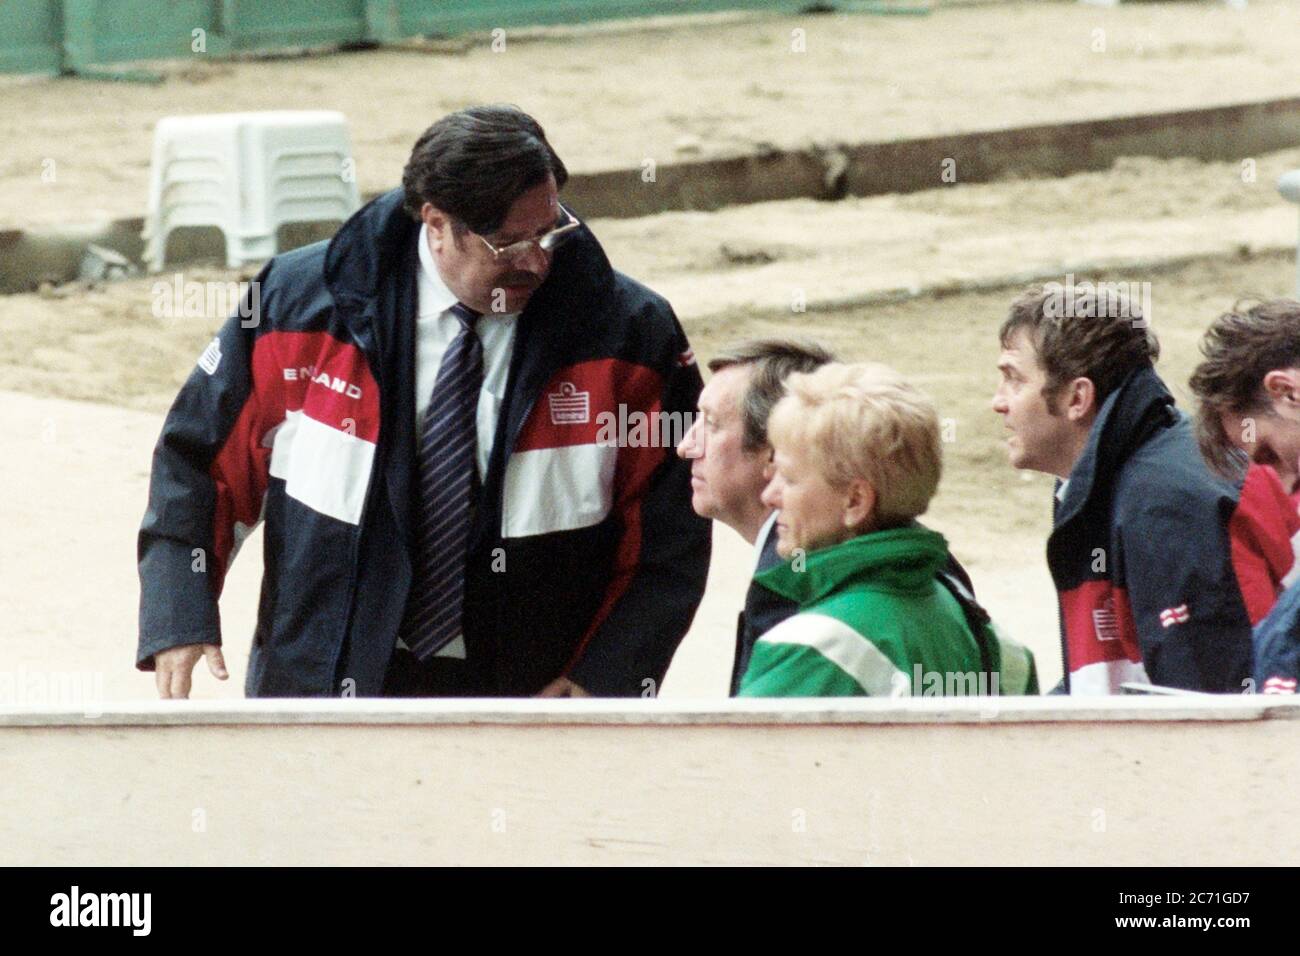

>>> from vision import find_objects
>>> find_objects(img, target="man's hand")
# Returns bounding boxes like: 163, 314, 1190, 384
155, 643, 228, 699
535, 676, 590, 698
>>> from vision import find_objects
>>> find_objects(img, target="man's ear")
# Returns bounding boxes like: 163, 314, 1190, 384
421, 203, 451, 251
842, 479, 876, 532
1263, 369, 1300, 408
1064, 377, 1097, 423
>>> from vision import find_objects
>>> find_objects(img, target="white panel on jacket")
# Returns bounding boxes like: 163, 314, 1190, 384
1070, 658, 1151, 695
267, 408, 376, 525
502, 443, 617, 538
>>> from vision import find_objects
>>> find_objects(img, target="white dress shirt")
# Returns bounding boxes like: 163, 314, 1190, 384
415, 223, 519, 480
402, 226, 519, 659
1055, 478, 1070, 504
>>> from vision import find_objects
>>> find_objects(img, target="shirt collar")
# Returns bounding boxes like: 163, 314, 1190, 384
417, 224, 460, 316
754, 510, 779, 572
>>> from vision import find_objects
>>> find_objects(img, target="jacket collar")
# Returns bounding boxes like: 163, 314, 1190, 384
1056, 364, 1177, 527
324, 188, 419, 310
755, 523, 949, 607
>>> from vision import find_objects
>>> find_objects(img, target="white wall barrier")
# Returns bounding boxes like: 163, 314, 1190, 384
4, 696, 1299, 865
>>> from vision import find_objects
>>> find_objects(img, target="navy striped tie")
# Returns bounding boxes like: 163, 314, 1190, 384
400, 302, 483, 661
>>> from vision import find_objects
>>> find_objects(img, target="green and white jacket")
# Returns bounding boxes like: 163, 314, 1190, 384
738, 524, 1038, 698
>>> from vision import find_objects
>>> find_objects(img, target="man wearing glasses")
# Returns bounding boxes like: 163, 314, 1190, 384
137, 105, 711, 699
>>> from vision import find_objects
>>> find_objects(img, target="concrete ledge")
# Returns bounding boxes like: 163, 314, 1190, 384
565, 96, 1300, 219
8, 694, 1300, 864
4, 694, 1298, 726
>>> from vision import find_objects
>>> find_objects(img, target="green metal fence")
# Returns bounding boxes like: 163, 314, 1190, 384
0, 0, 796, 76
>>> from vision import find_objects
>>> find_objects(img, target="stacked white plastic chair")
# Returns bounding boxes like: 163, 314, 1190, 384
142, 111, 361, 272
1280, 170, 1300, 298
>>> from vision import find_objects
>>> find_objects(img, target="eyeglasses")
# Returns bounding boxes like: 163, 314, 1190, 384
474, 204, 580, 263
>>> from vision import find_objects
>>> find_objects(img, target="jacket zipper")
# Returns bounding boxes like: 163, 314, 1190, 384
327, 311, 385, 696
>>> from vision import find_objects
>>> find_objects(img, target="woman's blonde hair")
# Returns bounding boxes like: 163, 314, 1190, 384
767, 362, 942, 528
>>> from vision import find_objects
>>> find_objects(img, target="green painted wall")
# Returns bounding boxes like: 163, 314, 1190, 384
0, 0, 794, 75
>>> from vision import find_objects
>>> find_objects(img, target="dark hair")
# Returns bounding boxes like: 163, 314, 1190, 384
401, 105, 568, 235
708, 338, 837, 452
999, 281, 1159, 414
1189, 297, 1300, 478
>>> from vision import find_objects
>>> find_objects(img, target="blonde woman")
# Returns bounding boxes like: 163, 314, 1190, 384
738, 362, 1036, 698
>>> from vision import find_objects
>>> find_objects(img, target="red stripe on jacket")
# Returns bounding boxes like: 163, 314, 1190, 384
208, 331, 380, 594
514, 358, 670, 451
1060, 579, 1142, 672
1229, 463, 1300, 625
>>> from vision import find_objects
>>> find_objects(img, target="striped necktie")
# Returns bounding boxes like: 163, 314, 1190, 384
399, 301, 483, 660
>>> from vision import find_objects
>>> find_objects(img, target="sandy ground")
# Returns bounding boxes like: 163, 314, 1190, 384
595, 150, 1300, 319
2, 0, 1300, 228
4, 147, 1299, 414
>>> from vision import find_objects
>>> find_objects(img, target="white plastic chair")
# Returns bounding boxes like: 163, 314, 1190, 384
142, 111, 361, 272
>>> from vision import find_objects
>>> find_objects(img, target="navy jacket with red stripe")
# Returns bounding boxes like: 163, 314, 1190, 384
137, 188, 712, 696
1048, 364, 1297, 694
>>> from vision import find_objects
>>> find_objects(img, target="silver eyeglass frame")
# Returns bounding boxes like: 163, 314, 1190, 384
474, 204, 580, 262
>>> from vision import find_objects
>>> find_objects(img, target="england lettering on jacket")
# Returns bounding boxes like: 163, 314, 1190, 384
284, 365, 363, 400
49, 886, 151, 936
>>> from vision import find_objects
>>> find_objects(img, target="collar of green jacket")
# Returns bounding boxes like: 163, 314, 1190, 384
754, 522, 949, 607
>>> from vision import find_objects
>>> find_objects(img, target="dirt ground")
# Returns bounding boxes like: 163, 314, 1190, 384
2, 0, 1299, 229
4, 146, 1299, 412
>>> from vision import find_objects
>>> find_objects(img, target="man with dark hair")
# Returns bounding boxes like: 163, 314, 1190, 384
677, 339, 836, 693
138, 104, 711, 698
1190, 298, 1300, 494
1188, 298, 1300, 693
992, 282, 1295, 694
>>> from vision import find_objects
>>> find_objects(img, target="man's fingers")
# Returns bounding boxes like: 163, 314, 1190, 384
153, 644, 221, 699
535, 677, 587, 697
155, 665, 172, 700
169, 664, 192, 700
204, 645, 229, 680
534, 678, 565, 698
